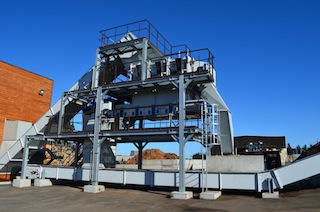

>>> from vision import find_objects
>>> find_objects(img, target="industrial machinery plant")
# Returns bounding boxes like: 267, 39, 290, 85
3, 20, 319, 200
10, 20, 233, 195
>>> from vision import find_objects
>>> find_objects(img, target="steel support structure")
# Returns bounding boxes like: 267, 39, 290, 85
141, 38, 148, 82
176, 75, 192, 193
92, 48, 101, 89
134, 142, 148, 169
90, 86, 102, 186
57, 96, 66, 135
8, 21, 235, 197
20, 137, 30, 180
178, 75, 186, 192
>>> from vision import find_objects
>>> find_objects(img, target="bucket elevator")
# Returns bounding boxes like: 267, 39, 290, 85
10, 20, 234, 195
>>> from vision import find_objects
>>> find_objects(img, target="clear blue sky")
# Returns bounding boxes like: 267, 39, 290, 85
1, 0, 319, 157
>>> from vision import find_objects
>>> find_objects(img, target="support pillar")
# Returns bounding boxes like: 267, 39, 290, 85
92, 48, 101, 89
171, 75, 193, 200
178, 75, 186, 192
141, 38, 148, 81
138, 143, 143, 170
134, 142, 148, 169
74, 141, 80, 167
84, 86, 105, 193
12, 137, 31, 188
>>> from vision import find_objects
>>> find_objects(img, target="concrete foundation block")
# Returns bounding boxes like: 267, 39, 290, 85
83, 185, 105, 193
262, 191, 279, 199
34, 179, 52, 187
200, 191, 222, 200
12, 179, 31, 188
171, 191, 193, 200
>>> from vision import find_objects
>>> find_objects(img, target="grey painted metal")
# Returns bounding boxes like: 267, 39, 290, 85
20, 138, 30, 179
219, 173, 257, 190
178, 75, 186, 192
134, 142, 148, 170
1, 22, 236, 196
271, 153, 320, 188
91, 86, 102, 186
92, 48, 101, 89
200, 103, 205, 192
201, 83, 234, 154
141, 38, 147, 82
219, 111, 234, 154
24, 152, 320, 192
204, 101, 209, 188
57, 95, 65, 135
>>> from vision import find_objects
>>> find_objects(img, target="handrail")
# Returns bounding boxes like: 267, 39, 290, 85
99, 20, 173, 55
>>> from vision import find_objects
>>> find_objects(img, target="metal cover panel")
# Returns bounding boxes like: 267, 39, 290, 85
125, 171, 145, 185
154, 172, 176, 187
99, 170, 124, 183
220, 173, 256, 190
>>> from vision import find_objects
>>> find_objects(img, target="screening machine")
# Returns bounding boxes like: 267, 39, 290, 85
3, 20, 320, 200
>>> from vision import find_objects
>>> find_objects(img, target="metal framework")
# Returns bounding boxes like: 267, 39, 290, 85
2, 20, 320, 197
4, 20, 234, 194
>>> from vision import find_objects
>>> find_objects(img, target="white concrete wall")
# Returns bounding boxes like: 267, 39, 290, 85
207, 155, 265, 173
142, 160, 179, 170
115, 159, 206, 170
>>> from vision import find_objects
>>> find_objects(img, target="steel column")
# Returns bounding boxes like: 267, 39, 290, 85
141, 38, 148, 81
91, 86, 102, 186
20, 137, 30, 179
134, 142, 148, 169
138, 142, 143, 170
92, 48, 101, 89
178, 75, 186, 192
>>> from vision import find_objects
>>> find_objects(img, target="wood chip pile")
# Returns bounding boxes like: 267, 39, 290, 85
126, 149, 179, 164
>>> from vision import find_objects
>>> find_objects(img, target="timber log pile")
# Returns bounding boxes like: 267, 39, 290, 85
42, 143, 79, 166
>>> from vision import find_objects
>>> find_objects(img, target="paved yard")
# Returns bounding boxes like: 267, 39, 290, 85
0, 181, 320, 211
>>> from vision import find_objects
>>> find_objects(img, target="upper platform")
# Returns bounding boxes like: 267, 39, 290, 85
99, 20, 173, 54
97, 20, 216, 88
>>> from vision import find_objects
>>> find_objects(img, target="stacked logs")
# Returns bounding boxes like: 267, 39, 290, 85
42, 143, 79, 166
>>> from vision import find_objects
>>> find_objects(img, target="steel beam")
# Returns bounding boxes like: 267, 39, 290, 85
57, 95, 65, 135
92, 48, 101, 89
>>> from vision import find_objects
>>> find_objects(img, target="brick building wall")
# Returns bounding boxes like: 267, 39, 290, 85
0, 61, 53, 145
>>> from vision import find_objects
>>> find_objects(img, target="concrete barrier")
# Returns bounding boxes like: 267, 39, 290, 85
207, 155, 264, 172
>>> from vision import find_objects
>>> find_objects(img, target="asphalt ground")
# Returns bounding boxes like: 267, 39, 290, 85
1, 181, 320, 212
